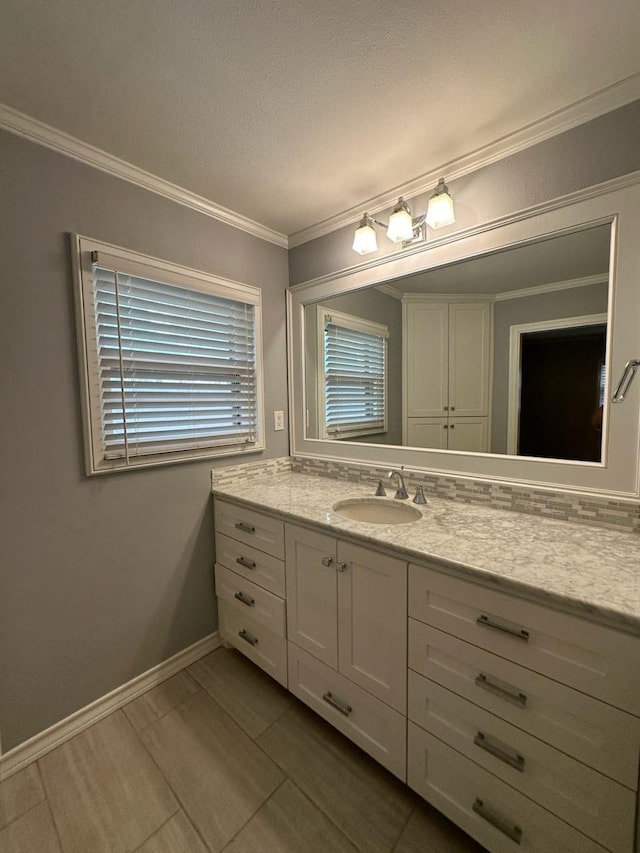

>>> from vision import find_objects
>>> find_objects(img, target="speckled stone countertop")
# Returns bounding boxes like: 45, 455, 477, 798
212, 471, 640, 636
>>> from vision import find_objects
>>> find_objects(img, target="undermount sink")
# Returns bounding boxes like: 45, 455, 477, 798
332, 498, 422, 525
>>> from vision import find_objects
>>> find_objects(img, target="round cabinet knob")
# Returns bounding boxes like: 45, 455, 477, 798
443, 424, 448, 429
450, 424, 455, 429
336, 561, 347, 572
321, 556, 333, 567
450, 406, 455, 411
444, 406, 449, 411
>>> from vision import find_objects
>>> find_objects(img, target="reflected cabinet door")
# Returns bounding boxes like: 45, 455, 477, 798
448, 303, 491, 417
405, 302, 449, 416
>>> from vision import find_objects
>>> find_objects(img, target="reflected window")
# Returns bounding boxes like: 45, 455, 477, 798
318, 307, 388, 440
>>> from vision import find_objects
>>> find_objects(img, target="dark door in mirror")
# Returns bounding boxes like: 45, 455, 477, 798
518, 325, 606, 462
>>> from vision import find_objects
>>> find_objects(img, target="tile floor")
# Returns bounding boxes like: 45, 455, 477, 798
0, 647, 486, 852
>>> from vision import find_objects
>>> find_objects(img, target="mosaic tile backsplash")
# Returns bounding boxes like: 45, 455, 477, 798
212, 455, 640, 533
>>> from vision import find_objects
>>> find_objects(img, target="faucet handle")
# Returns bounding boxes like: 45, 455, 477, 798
375, 480, 386, 496
413, 485, 428, 505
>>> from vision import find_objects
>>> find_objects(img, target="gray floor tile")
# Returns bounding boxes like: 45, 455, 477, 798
0, 800, 61, 852
393, 803, 487, 852
257, 704, 413, 853
223, 779, 358, 853
135, 811, 208, 853
39, 710, 177, 853
141, 691, 284, 853
0, 763, 45, 829
123, 672, 201, 734
189, 648, 291, 739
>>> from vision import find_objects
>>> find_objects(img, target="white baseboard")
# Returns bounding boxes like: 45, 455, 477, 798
0, 631, 221, 780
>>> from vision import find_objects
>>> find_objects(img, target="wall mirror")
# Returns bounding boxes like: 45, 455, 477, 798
304, 224, 610, 464
288, 181, 640, 497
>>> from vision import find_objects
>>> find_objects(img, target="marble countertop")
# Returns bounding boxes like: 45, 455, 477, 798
212, 471, 640, 635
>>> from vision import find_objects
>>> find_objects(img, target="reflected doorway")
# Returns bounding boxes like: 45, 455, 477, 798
507, 315, 607, 462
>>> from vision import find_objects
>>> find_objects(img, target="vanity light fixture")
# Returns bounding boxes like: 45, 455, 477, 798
352, 177, 455, 255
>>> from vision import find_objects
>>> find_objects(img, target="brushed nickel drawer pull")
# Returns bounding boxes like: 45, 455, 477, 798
236, 556, 257, 570
234, 591, 255, 607
238, 629, 258, 646
235, 521, 256, 534
477, 614, 530, 641
474, 731, 525, 772
321, 556, 333, 567
475, 673, 527, 708
322, 691, 352, 716
472, 798, 522, 844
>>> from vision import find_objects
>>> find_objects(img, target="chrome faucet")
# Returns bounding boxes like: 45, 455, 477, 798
387, 467, 409, 500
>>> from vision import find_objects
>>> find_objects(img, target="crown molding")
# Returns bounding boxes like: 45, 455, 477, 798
375, 283, 403, 300
0, 103, 289, 249
495, 273, 608, 302
288, 73, 640, 248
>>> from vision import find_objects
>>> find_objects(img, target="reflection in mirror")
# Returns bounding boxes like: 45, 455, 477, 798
304, 223, 610, 463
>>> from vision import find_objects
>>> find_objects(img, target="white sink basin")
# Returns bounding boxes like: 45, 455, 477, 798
332, 498, 422, 525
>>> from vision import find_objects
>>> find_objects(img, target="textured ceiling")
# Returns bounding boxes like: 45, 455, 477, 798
0, 1, 639, 235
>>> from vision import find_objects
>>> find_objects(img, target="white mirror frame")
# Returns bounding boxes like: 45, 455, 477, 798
287, 176, 640, 498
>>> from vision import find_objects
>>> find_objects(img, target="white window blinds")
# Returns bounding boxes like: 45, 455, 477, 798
74, 237, 263, 473
320, 309, 388, 438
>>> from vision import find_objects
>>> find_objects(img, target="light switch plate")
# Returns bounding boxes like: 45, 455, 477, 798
273, 410, 285, 431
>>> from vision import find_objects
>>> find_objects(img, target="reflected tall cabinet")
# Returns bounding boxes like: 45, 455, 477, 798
403, 298, 492, 451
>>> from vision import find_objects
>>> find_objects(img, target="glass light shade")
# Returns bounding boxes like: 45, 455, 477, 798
425, 190, 455, 229
352, 223, 378, 255
386, 208, 414, 243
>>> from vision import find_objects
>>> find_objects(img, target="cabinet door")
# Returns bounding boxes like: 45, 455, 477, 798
405, 302, 448, 416
285, 524, 338, 669
337, 541, 407, 712
406, 417, 448, 449
448, 303, 491, 416
448, 417, 488, 452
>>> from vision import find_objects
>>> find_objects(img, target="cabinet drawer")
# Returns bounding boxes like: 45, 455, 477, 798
408, 724, 608, 853
409, 565, 640, 714
219, 602, 287, 687
214, 499, 284, 559
215, 532, 286, 597
409, 619, 640, 788
408, 671, 635, 853
287, 642, 406, 781
215, 564, 286, 637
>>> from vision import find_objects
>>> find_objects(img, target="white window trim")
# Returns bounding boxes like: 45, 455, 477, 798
317, 306, 388, 441
71, 234, 265, 475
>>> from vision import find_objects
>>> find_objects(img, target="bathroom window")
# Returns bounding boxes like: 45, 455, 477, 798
318, 307, 388, 440
72, 236, 264, 474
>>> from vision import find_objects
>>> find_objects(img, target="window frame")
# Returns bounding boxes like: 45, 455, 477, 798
316, 306, 388, 441
71, 234, 265, 475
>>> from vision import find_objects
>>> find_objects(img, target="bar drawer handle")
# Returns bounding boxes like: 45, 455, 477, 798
474, 731, 525, 772
236, 556, 257, 570
477, 614, 529, 641
322, 691, 352, 716
234, 591, 255, 607
613, 358, 640, 402
235, 521, 256, 534
472, 799, 522, 844
475, 673, 527, 709
238, 629, 258, 646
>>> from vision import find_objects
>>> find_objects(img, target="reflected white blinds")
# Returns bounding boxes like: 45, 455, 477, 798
323, 316, 387, 436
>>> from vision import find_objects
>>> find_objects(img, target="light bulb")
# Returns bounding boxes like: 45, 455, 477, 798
386, 198, 414, 243
426, 178, 455, 229
352, 216, 378, 255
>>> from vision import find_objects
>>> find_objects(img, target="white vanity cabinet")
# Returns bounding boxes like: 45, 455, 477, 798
213, 499, 288, 686
285, 523, 408, 779
407, 563, 640, 853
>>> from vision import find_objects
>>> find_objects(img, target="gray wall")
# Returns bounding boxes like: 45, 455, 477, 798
289, 100, 640, 285
491, 283, 609, 453
0, 130, 289, 752
304, 290, 403, 445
